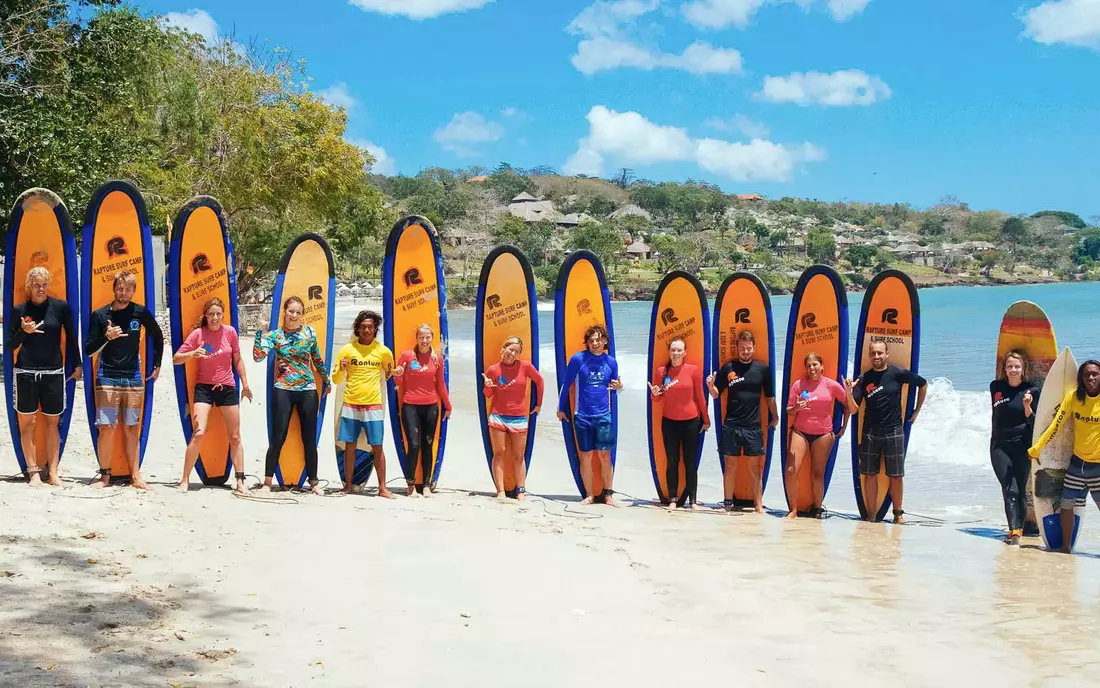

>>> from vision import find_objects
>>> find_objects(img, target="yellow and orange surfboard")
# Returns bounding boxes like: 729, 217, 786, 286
647, 271, 709, 503
475, 245, 539, 493
781, 265, 849, 514
3, 189, 80, 477
712, 272, 775, 507
81, 181, 157, 480
851, 269, 920, 521
383, 215, 450, 488
168, 197, 238, 486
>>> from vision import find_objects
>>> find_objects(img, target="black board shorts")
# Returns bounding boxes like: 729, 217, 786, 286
194, 383, 239, 407
14, 370, 65, 416
721, 424, 764, 457
858, 425, 906, 477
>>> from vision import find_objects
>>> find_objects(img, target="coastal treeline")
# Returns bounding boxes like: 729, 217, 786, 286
3, 1, 1098, 301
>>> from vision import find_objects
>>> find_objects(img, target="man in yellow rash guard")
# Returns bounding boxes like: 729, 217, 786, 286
1029, 359, 1100, 553
332, 310, 401, 498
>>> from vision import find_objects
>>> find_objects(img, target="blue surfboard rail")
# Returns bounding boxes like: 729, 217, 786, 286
553, 249, 617, 499
382, 215, 450, 487
780, 265, 849, 512
646, 270, 710, 502
80, 180, 157, 473
851, 268, 920, 521
711, 272, 775, 496
3, 188, 80, 476
167, 196, 239, 486
266, 232, 336, 487
474, 244, 540, 484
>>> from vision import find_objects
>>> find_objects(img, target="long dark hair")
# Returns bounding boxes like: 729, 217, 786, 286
1076, 360, 1100, 401
354, 310, 381, 337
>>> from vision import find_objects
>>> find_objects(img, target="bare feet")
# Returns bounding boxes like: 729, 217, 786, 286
28, 470, 43, 487
258, 484, 272, 493
408, 483, 420, 498
604, 495, 619, 508
893, 512, 905, 525
234, 480, 246, 495
93, 472, 111, 489
667, 502, 678, 512
496, 491, 506, 501
580, 496, 595, 506
516, 489, 526, 502
47, 475, 62, 487
785, 510, 798, 519
1060, 546, 1072, 554
131, 478, 151, 491
378, 488, 397, 500
754, 506, 764, 514
343, 482, 356, 495
177, 481, 190, 493
310, 483, 323, 496
422, 486, 433, 498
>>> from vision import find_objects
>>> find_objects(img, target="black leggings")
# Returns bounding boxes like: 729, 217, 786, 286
991, 441, 1031, 532
663, 416, 701, 507
401, 403, 439, 486
266, 388, 319, 482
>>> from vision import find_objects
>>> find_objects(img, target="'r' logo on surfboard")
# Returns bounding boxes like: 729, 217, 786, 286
106, 236, 128, 257
404, 268, 423, 287
577, 299, 592, 315
801, 312, 818, 329
190, 253, 211, 275
734, 308, 751, 324
308, 285, 323, 300
881, 308, 898, 324
486, 294, 501, 310
30, 250, 49, 267
660, 308, 678, 326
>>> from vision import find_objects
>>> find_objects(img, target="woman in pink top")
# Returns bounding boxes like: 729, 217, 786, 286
785, 352, 850, 519
394, 323, 452, 497
172, 298, 253, 494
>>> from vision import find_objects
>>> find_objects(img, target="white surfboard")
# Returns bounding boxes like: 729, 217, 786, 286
1031, 347, 1086, 551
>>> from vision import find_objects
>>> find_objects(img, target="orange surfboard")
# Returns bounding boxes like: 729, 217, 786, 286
781, 265, 849, 514
80, 181, 157, 480
712, 272, 775, 508
647, 271, 709, 503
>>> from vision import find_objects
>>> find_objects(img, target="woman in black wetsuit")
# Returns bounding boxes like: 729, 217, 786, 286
990, 350, 1040, 545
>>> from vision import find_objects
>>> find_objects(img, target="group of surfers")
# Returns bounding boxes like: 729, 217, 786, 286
7, 265, 1100, 546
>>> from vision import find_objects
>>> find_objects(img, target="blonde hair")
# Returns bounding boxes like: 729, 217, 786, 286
112, 270, 137, 289
502, 336, 523, 353
415, 323, 436, 357
25, 266, 51, 293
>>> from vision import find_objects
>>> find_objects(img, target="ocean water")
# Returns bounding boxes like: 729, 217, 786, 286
437, 281, 1100, 546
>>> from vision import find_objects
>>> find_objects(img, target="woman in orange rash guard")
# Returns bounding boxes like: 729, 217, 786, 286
394, 323, 452, 497
649, 337, 710, 509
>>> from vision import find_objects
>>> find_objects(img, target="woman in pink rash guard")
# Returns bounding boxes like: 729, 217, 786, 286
172, 297, 253, 494
785, 351, 850, 519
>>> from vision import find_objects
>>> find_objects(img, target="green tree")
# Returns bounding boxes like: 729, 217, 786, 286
845, 244, 877, 267
484, 169, 537, 203
1073, 229, 1100, 264
650, 234, 705, 273
567, 221, 623, 273
1001, 217, 1029, 248
1032, 210, 1086, 229
491, 215, 555, 267
965, 211, 1002, 240
919, 216, 947, 238
806, 227, 837, 263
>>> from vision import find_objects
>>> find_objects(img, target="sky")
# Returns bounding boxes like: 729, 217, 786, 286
145, 0, 1100, 218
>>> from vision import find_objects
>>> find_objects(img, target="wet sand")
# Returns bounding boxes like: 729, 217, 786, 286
2, 317, 1100, 686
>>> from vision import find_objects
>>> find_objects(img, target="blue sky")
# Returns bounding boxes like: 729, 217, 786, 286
149, 0, 1100, 218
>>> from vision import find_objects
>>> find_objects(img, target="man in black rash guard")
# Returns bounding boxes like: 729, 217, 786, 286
989, 351, 1040, 545
846, 340, 927, 523
5, 267, 82, 486
84, 270, 163, 489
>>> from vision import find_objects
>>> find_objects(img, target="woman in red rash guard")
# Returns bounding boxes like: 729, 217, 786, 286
649, 337, 710, 509
395, 323, 452, 497
482, 335, 544, 501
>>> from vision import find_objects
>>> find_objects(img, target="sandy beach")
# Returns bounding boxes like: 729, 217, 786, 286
3, 310, 1100, 687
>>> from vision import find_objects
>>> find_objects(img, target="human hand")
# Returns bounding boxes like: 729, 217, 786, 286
532, 406, 541, 416
444, 409, 451, 420
706, 372, 716, 386
482, 373, 495, 388
339, 357, 349, 371
701, 422, 710, 433
150, 367, 160, 381
21, 318, 44, 335
648, 382, 664, 396
1023, 391, 1033, 409
609, 378, 623, 392
242, 384, 254, 403
557, 411, 567, 422
258, 321, 269, 333
69, 366, 83, 382
106, 324, 127, 340
908, 409, 920, 424
392, 365, 405, 378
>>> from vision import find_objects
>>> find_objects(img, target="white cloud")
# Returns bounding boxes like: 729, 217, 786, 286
683, 0, 871, 30
1023, 0, 1100, 48
348, 0, 494, 20
162, 9, 219, 42
757, 69, 891, 106
348, 138, 397, 175
501, 107, 520, 117
705, 114, 771, 138
433, 111, 504, 157
568, 1, 742, 75
564, 105, 825, 182
317, 83, 358, 113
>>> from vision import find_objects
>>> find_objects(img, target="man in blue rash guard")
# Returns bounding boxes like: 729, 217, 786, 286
557, 324, 623, 506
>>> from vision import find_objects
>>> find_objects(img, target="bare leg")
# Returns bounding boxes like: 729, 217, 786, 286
598, 450, 616, 507
95, 425, 117, 488
343, 443, 358, 494
489, 428, 508, 499
722, 455, 736, 504
889, 477, 904, 523
578, 449, 596, 505
17, 414, 41, 486
862, 474, 879, 521
123, 424, 148, 490
809, 434, 836, 514
508, 431, 528, 501
372, 445, 396, 499
785, 433, 809, 518
180, 403, 211, 492
221, 405, 245, 493
42, 415, 62, 486
1059, 505, 1076, 554
746, 455, 764, 513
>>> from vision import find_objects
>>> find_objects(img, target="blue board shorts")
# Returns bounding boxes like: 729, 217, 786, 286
574, 412, 614, 452
339, 403, 384, 446
95, 375, 144, 427
1062, 455, 1100, 504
